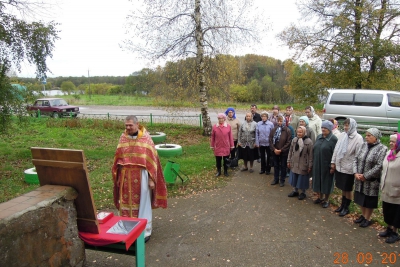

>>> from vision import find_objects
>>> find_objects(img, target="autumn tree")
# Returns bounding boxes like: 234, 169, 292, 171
283, 60, 328, 104
279, 0, 400, 89
0, 0, 59, 132
60, 81, 76, 95
123, 0, 264, 135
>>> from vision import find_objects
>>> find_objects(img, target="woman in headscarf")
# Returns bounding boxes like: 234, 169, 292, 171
353, 128, 387, 228
287, 126, 313, 200
211, 113, 234, 177
329, 118, 341, 138
379, 133, 400, 243
305, 106, 322, 138
312, 120, 338, 208
269, 115, 292, 186
331, 118, 363, 216
225, 107, 241, 160
299, 116, 316, 143
238, 112, 258, 172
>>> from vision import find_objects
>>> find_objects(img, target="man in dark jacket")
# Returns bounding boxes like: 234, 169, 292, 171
249, 104, 262, 123
269, 115, 292, 186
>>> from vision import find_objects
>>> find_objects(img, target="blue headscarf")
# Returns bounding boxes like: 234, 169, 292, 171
225, 107, 236, 119
299, 116, 309, 126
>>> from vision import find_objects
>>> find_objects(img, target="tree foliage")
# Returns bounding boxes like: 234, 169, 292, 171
0, 0, 59, 132
123, 0, 265, 135
279, 0, 400, 89
60, 81, 76, 95
124, 54, 290, 104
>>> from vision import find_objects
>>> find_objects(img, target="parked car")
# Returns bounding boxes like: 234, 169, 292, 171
322, 89, 400, 132
27, 98, 80, 118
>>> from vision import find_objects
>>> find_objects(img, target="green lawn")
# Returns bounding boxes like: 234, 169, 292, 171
0, 117, 229, 210
61, 94, 324, 111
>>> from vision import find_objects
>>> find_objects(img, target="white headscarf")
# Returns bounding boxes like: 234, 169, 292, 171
336, 118, 357, 160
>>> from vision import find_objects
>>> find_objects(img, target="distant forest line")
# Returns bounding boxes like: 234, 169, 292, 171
15, 54, 399, 105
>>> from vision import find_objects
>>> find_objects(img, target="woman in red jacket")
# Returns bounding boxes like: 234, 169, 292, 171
211, 113, 234, 177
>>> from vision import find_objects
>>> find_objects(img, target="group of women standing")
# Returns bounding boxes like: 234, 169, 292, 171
210, 106, 400, 244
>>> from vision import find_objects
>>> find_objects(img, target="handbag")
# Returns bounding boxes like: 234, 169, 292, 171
225, 148, 239, 168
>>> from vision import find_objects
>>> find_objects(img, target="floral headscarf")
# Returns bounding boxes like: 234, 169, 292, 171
225, 107, 236, 119
387, 133, 400, 161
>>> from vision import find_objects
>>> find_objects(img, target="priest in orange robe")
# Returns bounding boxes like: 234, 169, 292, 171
112, 115, 167, 241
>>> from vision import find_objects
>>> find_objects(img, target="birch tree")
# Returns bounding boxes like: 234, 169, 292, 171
0, 0, 59, 132
123, 0, 264, 135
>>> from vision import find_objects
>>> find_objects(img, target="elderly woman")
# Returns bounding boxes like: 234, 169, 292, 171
299, 116, 316, 143
353, 128, 387, 228
312, 121, 338, 208
331, 118, 363, 216
305, 106, 322, 137
269, 115, 292, 186
211, 113, 234, 177
225, 107, 241, 160
287, 126, 313, 200
329, 119, 341, 138
379, 133, 400, 243
238, 112, 258, 173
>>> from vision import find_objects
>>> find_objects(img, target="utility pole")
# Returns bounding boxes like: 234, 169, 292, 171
88, 69, 91, 100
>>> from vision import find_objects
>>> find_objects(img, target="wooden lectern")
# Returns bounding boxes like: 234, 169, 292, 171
31, 147, 146, 267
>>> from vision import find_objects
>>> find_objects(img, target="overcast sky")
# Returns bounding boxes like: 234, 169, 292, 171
18, 0, 300, 78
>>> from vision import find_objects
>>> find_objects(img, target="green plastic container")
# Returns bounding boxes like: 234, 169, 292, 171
163, 161, 180, 184
24, 167, 39, 184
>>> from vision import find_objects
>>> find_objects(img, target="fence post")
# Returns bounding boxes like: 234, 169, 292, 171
107, 113, 110, 120
199, 114, 202, 128
38, 109, 41, 118
150, 113, 153, 126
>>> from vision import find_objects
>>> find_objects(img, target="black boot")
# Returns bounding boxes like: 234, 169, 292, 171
335, 196, 345, 212
224, 166, 228, 177
339, 198, 351, 217
215, 168, 221, 177
379, 226, 393, 237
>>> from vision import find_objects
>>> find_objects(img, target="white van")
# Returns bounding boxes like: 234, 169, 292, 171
322, 89, 400, 132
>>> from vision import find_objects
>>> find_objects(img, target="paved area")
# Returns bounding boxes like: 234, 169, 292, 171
84, 165, 400, 267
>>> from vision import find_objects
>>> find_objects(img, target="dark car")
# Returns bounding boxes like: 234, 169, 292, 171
27, 98, 80, 118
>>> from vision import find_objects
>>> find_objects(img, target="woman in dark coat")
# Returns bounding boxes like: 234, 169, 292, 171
353, 128, 387, 228
287, 126, 313, 200
269, 115, 292, 186
312, 120, 338, 208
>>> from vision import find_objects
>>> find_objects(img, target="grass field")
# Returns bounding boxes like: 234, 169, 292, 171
61, 94, 325, 111
0, 117, 230, 210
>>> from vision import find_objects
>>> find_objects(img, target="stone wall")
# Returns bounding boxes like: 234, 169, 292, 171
0, 185, 85, 266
